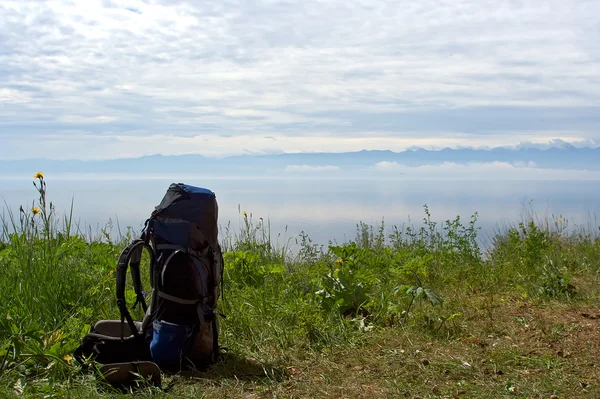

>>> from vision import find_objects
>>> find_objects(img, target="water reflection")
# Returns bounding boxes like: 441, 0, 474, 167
1, 177, 598, 250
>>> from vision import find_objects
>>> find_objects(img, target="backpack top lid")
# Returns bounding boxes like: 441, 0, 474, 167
152, 183, 219, 251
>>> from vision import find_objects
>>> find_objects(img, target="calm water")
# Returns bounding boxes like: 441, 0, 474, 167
1, 175, 599, 250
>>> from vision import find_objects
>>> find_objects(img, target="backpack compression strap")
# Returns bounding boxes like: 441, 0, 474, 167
116, 239, 155, 339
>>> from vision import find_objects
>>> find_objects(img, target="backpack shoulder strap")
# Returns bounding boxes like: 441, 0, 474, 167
115, 238, 155, 339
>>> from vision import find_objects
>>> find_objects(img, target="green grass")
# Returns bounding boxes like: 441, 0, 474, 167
1, 175, 599, 398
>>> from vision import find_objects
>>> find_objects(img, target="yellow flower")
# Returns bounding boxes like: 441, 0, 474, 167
335, 258, 343, 264
34, 171, 44, 179
31, 207, 40, 215
63, 354, 73, 365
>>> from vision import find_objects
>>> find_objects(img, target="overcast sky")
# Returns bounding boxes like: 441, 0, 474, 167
1, 0, 599, 160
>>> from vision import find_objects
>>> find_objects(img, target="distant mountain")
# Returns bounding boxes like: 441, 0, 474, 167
2, 147, 599, 176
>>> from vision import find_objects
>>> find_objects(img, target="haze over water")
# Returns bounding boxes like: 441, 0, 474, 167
2, 175, 598, 251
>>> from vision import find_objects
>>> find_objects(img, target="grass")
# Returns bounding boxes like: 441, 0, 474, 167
1, 174, 599, 398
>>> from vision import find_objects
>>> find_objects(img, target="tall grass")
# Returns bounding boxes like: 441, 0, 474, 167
0, 174, 599, 397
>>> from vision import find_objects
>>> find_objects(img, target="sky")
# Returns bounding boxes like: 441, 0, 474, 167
1, 0, 599, 160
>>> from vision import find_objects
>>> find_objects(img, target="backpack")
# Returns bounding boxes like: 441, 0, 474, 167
74, 183, 224, 382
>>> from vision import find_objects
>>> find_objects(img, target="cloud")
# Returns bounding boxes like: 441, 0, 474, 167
374, 161, 406, 173
372, 161, 600, 180
1, 0, 599, 159
513, 138, 598, 150
512, 161, 537, 168
374, 161, 522, 173
285, 165, 340, 173
57, 115, 118, 124
0, 88, 30, 103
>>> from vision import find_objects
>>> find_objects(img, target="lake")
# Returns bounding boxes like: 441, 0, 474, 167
1, 175, 599, 251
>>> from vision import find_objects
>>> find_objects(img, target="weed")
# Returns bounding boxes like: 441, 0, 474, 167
539, 259, 576, 300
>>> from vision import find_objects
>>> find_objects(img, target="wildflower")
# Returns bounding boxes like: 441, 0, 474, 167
31, 207, 40, 215
335, 258, 343, 264
63, 354, 73, 365
34, 171, 44, 179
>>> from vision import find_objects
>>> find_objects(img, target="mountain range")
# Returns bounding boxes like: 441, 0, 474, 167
1, 146, 599, 177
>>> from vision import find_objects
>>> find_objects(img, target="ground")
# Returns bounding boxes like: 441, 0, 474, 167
157, 298, 600, 399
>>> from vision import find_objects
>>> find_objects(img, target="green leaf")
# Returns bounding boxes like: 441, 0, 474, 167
46, 342, 61, 357
424, 289, 443, 306
267, 264, 285, 274
415, 287, 424, 299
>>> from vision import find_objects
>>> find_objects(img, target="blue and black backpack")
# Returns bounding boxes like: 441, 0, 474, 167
74, 183, 224, 384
